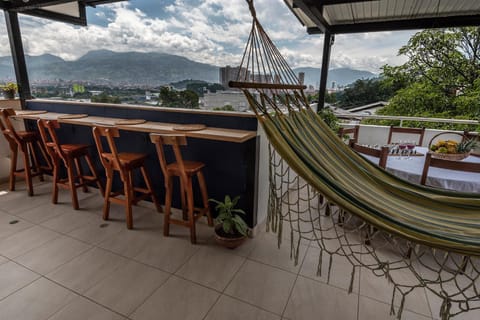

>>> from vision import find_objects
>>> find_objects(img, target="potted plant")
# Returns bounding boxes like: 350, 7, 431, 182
1, 83, 17, 99
210, 195, 249, 249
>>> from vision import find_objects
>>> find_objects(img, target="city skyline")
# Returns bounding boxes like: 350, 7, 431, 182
0, 0, 418, 73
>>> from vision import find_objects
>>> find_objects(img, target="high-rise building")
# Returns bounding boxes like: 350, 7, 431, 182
298, 72, 305, 85
219, 66, 249, 89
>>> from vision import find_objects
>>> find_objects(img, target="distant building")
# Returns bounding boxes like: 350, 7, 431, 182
200, 91, 249, 112
298, 72, 305, 85
219, 66, 249, 89
348, 101, 388, 115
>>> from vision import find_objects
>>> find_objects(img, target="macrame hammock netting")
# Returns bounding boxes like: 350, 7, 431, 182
233, 1, 480, 319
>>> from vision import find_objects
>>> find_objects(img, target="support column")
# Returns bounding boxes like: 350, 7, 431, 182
5, 10, 31, 108
318, 31, 334, 111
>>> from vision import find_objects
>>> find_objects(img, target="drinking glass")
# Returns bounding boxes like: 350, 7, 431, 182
398, 141, 407, 159
406, 141, 415, 159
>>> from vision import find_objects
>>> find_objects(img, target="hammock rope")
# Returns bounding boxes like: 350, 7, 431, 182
233, 1, 480, 319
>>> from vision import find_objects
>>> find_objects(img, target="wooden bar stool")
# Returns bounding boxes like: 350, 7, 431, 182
0, 108, 50, 196
92, 126, 161, 229
150, 133, 213, 244
37, 119, 103, 210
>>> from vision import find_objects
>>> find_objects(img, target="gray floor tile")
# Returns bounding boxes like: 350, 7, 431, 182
360, 267, 432, 317
85, 260, 169, 316
0, 187, 52, 215
358, 296, 432, 320
0, 225, 61, 259
299, 246, 360, 292
284, 276, 358, 320
15, 235, 91, 274
41, 211, 98, 234
47, 295, 126, 320
0, 277, 76, 320
68, 219, 124, 245
425, 286, 480, 320
248, 232, 308, 274
0, 255, 7, 265
224, 260, 296, 315
17, 202, 72, 224
0, 211, 33, 240
99, 228, 161, 259
176, 247, 245, 291
131, 275, 219, 320
0, 261, 40, 300
47, 247, 128, 294
133, 235, 199, 273
205, 295, 280, 320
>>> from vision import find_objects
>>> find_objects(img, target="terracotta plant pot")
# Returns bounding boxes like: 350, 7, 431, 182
214, 225, 246, 249
2, 90, 15, 100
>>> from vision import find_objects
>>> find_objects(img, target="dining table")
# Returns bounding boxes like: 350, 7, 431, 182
361, 146, 480, 193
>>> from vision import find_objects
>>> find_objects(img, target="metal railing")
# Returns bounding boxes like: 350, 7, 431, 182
338, 114, 479, 127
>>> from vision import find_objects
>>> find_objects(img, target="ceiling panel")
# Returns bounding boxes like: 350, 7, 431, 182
42, 2, 80, 18
286, 0, 480, 34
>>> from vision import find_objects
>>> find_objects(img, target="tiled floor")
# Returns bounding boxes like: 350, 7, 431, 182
0, 181, 479, 320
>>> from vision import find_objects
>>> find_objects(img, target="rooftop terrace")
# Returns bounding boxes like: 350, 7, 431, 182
0, 178, 479, 320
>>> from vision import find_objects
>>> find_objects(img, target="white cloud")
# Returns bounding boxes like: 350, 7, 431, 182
0, 0, 411, 73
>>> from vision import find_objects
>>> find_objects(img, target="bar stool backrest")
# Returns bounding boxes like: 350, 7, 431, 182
150, 133, 188, 182
387, 126, 425, 146
92, 125, 122, 173
37, 119, 66, 163
0, 108, 21, 146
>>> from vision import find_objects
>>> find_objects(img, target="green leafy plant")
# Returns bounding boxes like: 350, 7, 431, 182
457, 138, 477, 153
1, 82, 17, 94
210, 195, 248, 237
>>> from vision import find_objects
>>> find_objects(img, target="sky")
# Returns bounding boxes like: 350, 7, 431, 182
0, 0, 418, 74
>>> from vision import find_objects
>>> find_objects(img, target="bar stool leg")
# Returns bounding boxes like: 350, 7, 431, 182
21, 145, 34, 196
197, 171, 213, 226
103, 168, 113, 221
74, 157, 88, 193
186, 177, 196, 244
36, 140, 52, 172
164, 177, 173, 237
66, 157, 80, 210
27, 141, 42, 181
84, 153, 104, 196
180, 179, 188, 220
125, 170, 134, 229
140, 165, 162, 213
9, 144, 18, 192
52, 157, 60, 204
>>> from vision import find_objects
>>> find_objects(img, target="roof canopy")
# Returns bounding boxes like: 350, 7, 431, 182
285, 0, 480, 34
0, 0, 124, 25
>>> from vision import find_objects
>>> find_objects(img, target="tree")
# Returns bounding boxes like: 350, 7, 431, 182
369, 27, 480, 130
213, 104, 235, 111
159, 87, 199, 109
91, 93, 121, 104
337, 78, 393, 108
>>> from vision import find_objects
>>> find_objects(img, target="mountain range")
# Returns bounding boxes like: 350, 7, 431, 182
0, 50, 376, 87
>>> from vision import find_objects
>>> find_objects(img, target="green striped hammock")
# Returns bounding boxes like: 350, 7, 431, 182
233, 1, 480, 319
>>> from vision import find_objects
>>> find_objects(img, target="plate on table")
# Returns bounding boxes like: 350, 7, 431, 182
15, 110, 47, 115
114, 119, 147, 125
173, 124, 206, 131
58, 114, 88, 119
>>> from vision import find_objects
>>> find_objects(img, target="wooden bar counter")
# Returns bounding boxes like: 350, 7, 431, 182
16, 100, 264, 229
14, 111, 256, 143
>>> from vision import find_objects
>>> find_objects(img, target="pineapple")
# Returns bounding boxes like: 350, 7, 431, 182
457, 138, 477, 153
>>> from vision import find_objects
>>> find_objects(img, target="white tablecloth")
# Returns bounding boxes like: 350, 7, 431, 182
361, 147, 480, 193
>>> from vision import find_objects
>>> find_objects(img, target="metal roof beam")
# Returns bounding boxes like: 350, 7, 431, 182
293, 0, 331, 33
329, 14, 480, 34
3, 0, 68, 11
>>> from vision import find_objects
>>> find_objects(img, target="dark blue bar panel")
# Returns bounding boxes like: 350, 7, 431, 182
25, 100, 259, 228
